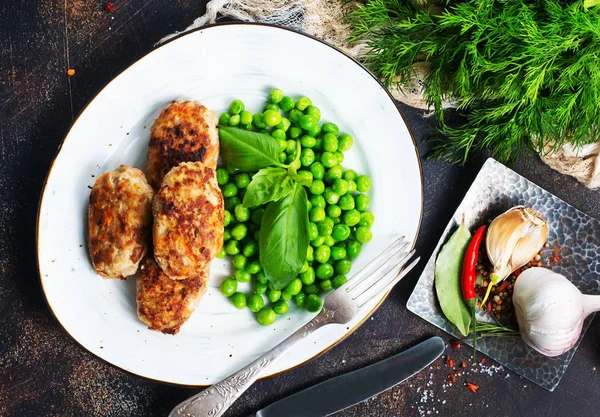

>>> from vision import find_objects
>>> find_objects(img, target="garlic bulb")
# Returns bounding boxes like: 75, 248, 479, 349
513, 267, 600, 357
487, 206, 548, 285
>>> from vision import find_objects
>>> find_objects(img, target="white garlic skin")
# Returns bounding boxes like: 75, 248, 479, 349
513, 267, 584, 357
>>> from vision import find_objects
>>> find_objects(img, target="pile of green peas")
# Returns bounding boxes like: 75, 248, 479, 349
217, 89, 375, 326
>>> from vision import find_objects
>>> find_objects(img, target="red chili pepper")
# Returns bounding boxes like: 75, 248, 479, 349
104, 2, 115, 13
461, 225, 487, 310
486, 301, 492, 314
498, 281, 508, 293
466, 382, 479, 393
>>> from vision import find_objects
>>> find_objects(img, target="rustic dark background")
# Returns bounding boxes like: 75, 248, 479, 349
1, 1, 599, 416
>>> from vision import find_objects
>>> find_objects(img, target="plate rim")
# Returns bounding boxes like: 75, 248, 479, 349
35, 21, 425, 387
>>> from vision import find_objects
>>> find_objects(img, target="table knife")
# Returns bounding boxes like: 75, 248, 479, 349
250, 336, 445, 417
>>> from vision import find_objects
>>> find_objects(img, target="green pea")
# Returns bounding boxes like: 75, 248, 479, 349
281, 291, 293, 302
359, 211, 375, 228
316, 263, 334, 280
298, 147, 314, 166
280, 96, 296, 112
327, 205, 341, 218
247, 260, 261, 274
312, 236, 325, 247
234, 204, 250, 222
264, 103, 279, 112
356, 176, 372, 193
225, 240, 240, 255
332, 224, 351, 241
317, 222, 333, 237
229, 99, 244, 114
325, 165, 344, 183
295, 291, 307, 307
310, 195, 326, 209
269, 88, 284, 103
224, 196, 240, 211
234, 173, 250, 189
343, 209, 361, 226
239, 110, 252, 125
277, 117, 291, 132
279, 152, 287, 163
310, 163, 325, 181
263, 109, 282, 127
305, 284, 319, 294
324, 189, 340, 205
224, 210, 232, 227
235, 270, 251, 283
254, 281, 268, 295
252, 112, 266, 129
257, 307, 276, 325
289, 109, 303, 124
307, 123, 321, 138
323, 133, 338, 152
285, 154, 297, 165
232, 254, 247, 270
310, 207, 326, 223
338, 133, 354, 151
332, 275, 348, 289
300, 134, 316, 148
299, 115, 318, 131
339, 194, 355, 211
296, 170, 313, 185
285, 140, 297, 155
271, 128, 286, 141
222, 182, 238, 198
319, 279, 333, 291
324, 235, 336, 247
347, 241, 362, 259
356, 227, 373, 243
267, 289, 282, 303
321, 152, 337, 168
335, 259, 352, 275
314, 137, 323, 152
248, 294, 265, 313
305, 105, 321, 120
343, 169, 357, 181
334, 151, 344, 164
285, 278, 303, 296
296, 96, 312, 111
332, 179, 349, 196
251, 208, 264, 225
256, 271, 268, 284
242, 243, 257, 259
356, 194, 370, 212
228, 114, 240, 126
305, 294, 322, 312
321, 122, 339, 135
273, 300, 289, 315
216, 247, 227, 258
288, 126, 302, 139
333, 217, 341, 225
308, 222, 319, 241
307, 245, 314, 261
315, 245, 331, 263
231, 292, 247, 309
219, 112, 231, 125
347, 180, 357, 193
216, 168, 229, 185
300, 266, 316, 285
331, 246, 346, 260
323, 217, 334, 229
299, 261, 309, 274
220, 278, 237, 297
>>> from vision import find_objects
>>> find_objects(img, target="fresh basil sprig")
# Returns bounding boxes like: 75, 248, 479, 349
243, 167, 294, 208
219, 127, 282, 171
259, 183, 309, 290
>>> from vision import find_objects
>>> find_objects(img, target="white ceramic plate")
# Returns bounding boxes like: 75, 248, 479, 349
37, 23, 423, 385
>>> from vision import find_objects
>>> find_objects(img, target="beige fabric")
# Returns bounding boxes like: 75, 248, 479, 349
160, 0, 599, 189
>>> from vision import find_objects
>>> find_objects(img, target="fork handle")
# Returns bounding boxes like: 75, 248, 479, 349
169, 310, 336, 417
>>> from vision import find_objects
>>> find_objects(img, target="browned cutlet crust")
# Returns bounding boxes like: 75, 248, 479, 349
88, 165, 154, 279
146, 100, 219, 190
153, 161, 224, 279
136, 256, 207, 335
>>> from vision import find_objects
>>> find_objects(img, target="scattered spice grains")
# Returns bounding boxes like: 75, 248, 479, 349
67, 68, 75, 76
103, 2, 115, 13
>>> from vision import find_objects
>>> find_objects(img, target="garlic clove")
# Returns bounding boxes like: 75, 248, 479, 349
487, 206, 548, 284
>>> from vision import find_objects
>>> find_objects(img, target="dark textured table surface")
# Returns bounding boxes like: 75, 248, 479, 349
1, 1, 600, 416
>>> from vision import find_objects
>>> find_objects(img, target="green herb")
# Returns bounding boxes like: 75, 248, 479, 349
434, 222, 472, 336
219, 127, 282, 171
259, 183, 309, 290
349, 0, 600, 162
243, 167, 294, 208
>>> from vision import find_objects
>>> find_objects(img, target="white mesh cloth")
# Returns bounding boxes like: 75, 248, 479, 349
159, 0, 600, 189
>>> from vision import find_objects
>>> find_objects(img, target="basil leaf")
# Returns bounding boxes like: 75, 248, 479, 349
259, 183, 309, 290
243, 167, 294, 208
434, 222, 472, 337
219, 126, 282, 171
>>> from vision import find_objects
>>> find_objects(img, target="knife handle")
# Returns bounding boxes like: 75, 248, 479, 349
169, 312, 336, 417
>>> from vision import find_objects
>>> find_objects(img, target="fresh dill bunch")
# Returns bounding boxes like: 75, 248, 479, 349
349, 0, 600, 163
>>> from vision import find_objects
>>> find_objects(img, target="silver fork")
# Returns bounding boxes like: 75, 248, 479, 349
169, 236, 419, 417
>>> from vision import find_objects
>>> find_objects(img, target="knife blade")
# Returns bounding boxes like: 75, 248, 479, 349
253, 336, 445, 417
